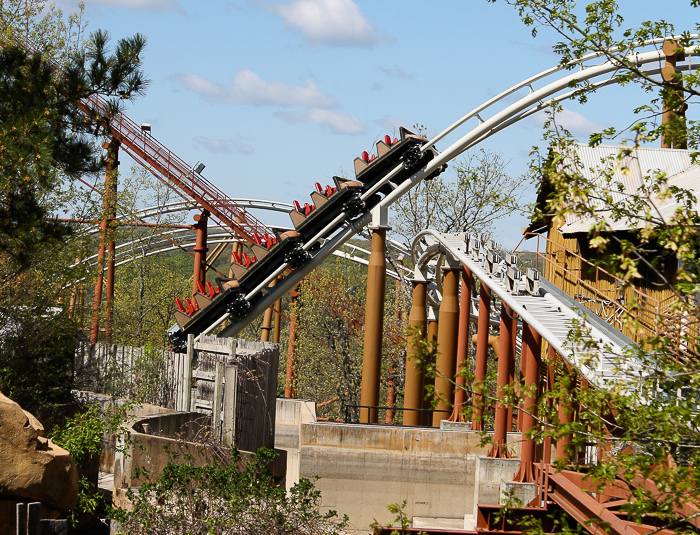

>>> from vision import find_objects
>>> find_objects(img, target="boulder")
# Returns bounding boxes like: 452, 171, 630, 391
0, 391, 78, 531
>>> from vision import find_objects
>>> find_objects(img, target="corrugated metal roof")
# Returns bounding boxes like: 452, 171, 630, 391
558, 144, 696, 234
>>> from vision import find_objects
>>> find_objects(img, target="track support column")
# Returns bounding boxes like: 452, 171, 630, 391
90, 137, 119, 344
285, 287, 299, 398
360, 208, 389, 424
488, 302, 515, 458
260, 278, 277, 342
471, 281, 491, 430
423, 308, 439, 426
104, 138, 120, 344
555, 346, 577, 463
192, 210, 209, 295
513, 322, 542, 482
404, 278, 427, 426
450, 265, 473, 422
433, 265, 461, 427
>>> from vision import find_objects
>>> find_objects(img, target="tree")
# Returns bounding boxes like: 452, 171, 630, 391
480, 1, 700, 532
0, 29, 148, 269
111, 447, 349, 535
0, 4, 149, 412
390, 148, 524, 243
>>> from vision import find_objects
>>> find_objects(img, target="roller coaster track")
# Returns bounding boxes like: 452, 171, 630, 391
411, 230, 641, 392
191, 37, 700, 345
8, 33, 273, 245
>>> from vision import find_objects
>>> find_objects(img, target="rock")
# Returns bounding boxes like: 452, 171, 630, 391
0, 391, 78, 530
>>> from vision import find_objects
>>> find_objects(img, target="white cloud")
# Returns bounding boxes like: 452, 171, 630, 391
531, 107, 604, 137
178, 70, 337, 108
277, 108, 365, 135
194, 136, 254, 155
266, 0, 383, 47
77, 0, 178, 10
380, 66, 413, 81
376, 115, 406, 132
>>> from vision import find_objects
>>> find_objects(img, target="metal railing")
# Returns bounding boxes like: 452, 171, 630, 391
516, 232, 676, 343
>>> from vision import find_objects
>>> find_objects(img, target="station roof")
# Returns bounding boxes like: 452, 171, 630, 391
527, 143, 698, 235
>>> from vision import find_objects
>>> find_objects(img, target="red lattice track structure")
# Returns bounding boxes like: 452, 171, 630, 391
10, 33, 273, 245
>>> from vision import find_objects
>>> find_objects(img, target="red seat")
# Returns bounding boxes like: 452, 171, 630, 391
303, 203, 314, 215
315, 182, 323, 194
196, 281, 206, 294
185, 298, 196, 314
176, 298, 187, 314
206, 281, 219, 297
293, 200, 302, 212
232, 251, 243, 265
362, 150, 370, 162
253, 233, 263, 246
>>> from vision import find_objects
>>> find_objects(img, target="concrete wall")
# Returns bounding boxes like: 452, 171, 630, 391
275, 398, 316, 490
283, 414, 523, 534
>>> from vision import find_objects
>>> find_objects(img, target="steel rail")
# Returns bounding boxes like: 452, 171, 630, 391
209, 42, 700, 339
411, 230, 644, 393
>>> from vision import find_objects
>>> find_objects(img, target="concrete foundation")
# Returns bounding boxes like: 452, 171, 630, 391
275, 398, 525, 533
500, 480, 537, 507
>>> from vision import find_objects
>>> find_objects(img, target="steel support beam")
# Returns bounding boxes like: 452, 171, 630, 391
433, 266, 461, 427
513, 322, 542, 482
489, 303, 515, 458
285, 287, 298, 398
192, 211, 209, 295
360, 225, 388, 424
472, 281, 491, 430
404, 279, 427, 426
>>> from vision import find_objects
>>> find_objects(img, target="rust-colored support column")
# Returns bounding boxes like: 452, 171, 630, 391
260, 278, 277, 342
488, 302, 515, 458
471, 282, 491, 430
104, 138, 119, 344
404, 279, 427, 426
360, 225, 388, 424
192, 210, 209, 295
421, 309, 439, 426
273, 278, 282, 345
513, 323, 542, 482
556, 345, 577, 463
285, 287, 299, 398
90, 138, 120, 344
449, 265, 473, 422
432, 266, 461, 427
543, 357, 556, 464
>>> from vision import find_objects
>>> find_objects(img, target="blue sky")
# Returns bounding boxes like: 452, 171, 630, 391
54, 0, 700, 247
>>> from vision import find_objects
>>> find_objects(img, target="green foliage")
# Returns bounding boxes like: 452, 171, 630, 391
479, 1, 700, 533
111, 447, 349, 535
51, 401, 135, 522
51, 401, 133, 462
391, 149, 524, 242
370, 501, 427, 535
0, 31, 148, 269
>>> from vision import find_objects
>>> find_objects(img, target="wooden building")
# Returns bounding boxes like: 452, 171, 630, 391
524, 143, 698, 345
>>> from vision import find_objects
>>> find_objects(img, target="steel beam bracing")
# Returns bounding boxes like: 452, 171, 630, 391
9, 33, 275, 245
203, 40, 700, 343
412, 230, 643, 392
